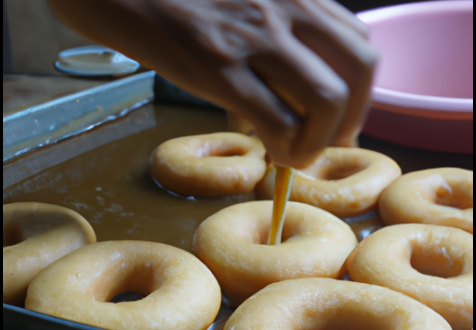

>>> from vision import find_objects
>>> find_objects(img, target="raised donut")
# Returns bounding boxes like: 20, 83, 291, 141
256, 147, 401, 217
150, 132, 266, 198
3, 202, 96, 306
25, 241, 221, 330
225, 278, 452, 330
379, 168, 473, 234
346, 224, 473, 330
193, 201, 358, 306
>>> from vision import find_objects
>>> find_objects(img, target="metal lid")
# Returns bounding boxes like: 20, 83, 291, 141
54, 45, 140, 77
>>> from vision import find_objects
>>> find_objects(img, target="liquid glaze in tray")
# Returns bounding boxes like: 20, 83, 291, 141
3, 104, 254, 330
3, 101, 387, 329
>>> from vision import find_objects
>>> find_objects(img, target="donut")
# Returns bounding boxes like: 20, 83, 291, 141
225, 278, 452, 330
25, 241, 221, 330
193, 201, 358, 306
379, 168, 473, 234
346, 224, 473, 330
256, 147, 401, 217
3, 202, 96, 306
149, 132, 266, 198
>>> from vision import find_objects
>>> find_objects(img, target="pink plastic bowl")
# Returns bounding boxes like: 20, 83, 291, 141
358, 1, 473, 154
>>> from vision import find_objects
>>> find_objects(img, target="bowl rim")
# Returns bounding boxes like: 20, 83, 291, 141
358, 0, 474, 119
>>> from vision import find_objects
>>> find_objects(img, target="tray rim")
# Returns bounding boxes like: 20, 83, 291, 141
3, 71, 155, 163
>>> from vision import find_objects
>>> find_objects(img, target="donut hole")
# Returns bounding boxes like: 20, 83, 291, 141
3, 223, 24, 247
252, 221, 273, 245
110, 292, 147, 303
411, 244, 463, 278
104, 264, 159, 303
433, 185, 473, 210
323, 308, 392, 330
303, 163, 368, 181
207, 147, 247, 158
251, 216, 302, 245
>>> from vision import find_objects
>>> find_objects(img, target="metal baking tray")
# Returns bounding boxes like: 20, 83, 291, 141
3, 71, 473, 330
3, 72, 235, 330
3, 71, 155, 164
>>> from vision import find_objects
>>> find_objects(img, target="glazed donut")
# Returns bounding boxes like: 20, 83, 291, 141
346, 224, 473, 330
25, 241, 221, 330
379, 168, 473, 234
193, 201, 358, 306
150, 132, 266, 198
3, 202, 96, 306
225, 278, 452, 330
256, 147, 401, 217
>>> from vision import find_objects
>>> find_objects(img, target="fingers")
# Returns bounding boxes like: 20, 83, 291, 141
221, 65, 301, 167
223, 1, 378, 168
150, 0, 377, 169
247, 35, 349, 168
292, 2, 379, 147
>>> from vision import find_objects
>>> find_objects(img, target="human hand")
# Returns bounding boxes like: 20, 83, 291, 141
49, 0, 378, 169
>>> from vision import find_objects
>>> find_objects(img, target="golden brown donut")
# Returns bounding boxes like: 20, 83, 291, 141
193, 201, 358, 306
225, 278, 452, 330
149, 132, 266, 198
3, 202, 96, 306
379, 168, 473, 234
347, 224, 473, 330
256, 147, 401, 217
25, 241, 221, 330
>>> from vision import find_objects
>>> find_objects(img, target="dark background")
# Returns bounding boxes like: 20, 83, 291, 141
3, 0, 435, 74
336, 0, 433, 12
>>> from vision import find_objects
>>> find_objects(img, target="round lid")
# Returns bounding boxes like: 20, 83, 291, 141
54, 46, 140, 77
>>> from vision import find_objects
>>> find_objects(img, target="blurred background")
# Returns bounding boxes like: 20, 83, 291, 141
3, 0, 437, 75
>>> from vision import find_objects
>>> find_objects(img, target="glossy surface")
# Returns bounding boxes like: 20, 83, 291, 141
25, 241, 222, 330
379, 168, 473, 234
3, 105, 386, 253
225, 278, 452, 330
3, 105, 252, 253
3, 202, 96, 306
347, 224, 473, 330
256, 148, 402, 218
194, 201, 358, 307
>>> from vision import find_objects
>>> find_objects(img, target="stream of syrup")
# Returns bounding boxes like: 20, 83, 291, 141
267, 166, 295, 246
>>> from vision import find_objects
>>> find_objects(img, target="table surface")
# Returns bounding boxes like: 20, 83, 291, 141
3, 74, 111, 116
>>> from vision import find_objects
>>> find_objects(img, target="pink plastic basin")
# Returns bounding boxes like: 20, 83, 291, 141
358, 1, 473, 154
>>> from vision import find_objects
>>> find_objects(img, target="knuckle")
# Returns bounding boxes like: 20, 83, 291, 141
245, 0, 272, 18
319, 81, 350, 108
363, 45, 381, 67
357, 21, 371, 39
356, 45, 380, 71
